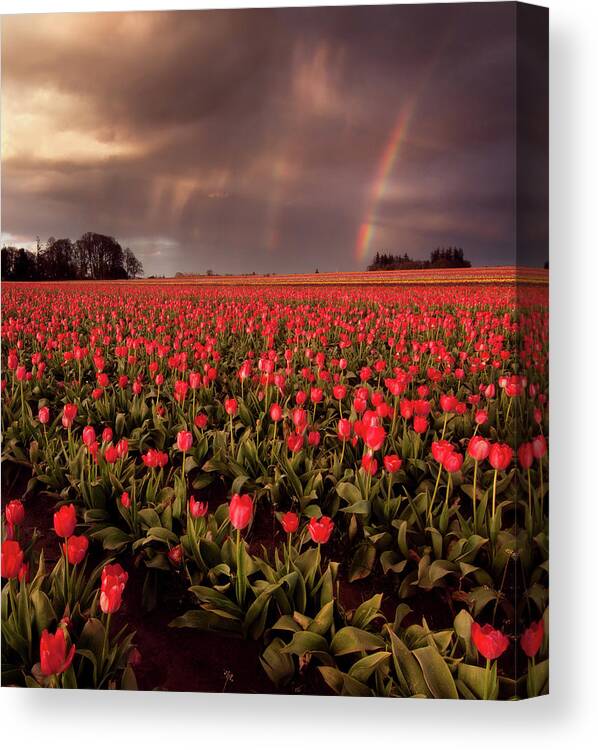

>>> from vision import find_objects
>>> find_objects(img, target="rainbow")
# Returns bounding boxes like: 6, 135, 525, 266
355, 106, 413, 262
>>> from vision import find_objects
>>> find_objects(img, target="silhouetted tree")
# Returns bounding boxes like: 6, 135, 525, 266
124, 247, 144, 278
1, 232, 144, 281
368, 247, 471, 271
38, 238, 77, 280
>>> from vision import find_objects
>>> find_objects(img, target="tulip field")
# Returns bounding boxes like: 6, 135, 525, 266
1, 272, 549, 698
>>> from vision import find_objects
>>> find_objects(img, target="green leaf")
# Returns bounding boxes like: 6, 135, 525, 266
189, 586, 243, 617
348, 651, 391, 683
318, 666, 372, 697
330, 626, 385, 656
169, 610, 242, 635
260, 637, 295, 687
281, 630, 329, 656
348, 543, 376, 582
121, 665, 138, 690
412, 645, 459, 699
387, 626, 431, 697
30, 589, 57, 635
380, 550, 407, 575
458, 662, 497, 700
352, 594, 383, 630
336, 481, 364, 508
309, 600, 334, 636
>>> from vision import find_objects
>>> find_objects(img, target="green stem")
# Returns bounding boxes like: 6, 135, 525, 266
429, 465, 442, 525
101, 611, 112, 683
64, 539, 70, 609
529, 656, 537, 697
472, 460, 478, 534
492, 469, 498, 520
483, 657, 492, 700
236, 528, 245, 607
440, 412, 448, 440
443, 472, 451, 516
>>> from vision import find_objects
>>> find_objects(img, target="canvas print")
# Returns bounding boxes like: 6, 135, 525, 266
1, 2, 548, 698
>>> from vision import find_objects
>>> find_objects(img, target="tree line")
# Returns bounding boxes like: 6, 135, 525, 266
367, 247, 471, 271
1, 232, 144, 281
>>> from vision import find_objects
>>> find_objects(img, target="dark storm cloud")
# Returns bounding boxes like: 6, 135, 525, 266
1, 3, 547, 274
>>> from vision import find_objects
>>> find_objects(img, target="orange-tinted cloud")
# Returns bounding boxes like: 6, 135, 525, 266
1, 5, 547, 274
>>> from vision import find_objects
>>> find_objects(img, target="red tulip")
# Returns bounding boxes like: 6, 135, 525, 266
104, 444, 119, 463
38, 406, 50, 424
116, 438, 128, 458
333, 385, 347, 400
440, 394, 458, 413
484, 383, 496, 399
431, 440, 454, 464
308, 516, 334, 544
310, 387, 323, 404
364, 425, 386, 452
120, 491, 131, 508
400, 399, 414, 419
337, 418, 352, 440
292, 408, 307, 430
471, 622, 510, 660
269, 403, 283, 421
189, 496, 208, 518
361, 453, 378, 476
1, 540, 23, 579
229, 493, 253, 530
5, 499, 25, 526
295, 390, 307, 406
62, 403, 78, 428
413, 399, 431, 416
40, 628, 76, 677
353, 396, 367, 413
224, 398, 238, 416
442, 451, 463, 473
100, 563, 128, 614
308, 430, 321, 447
467, 436, 490, 462
489, 443, 513, 471
520, 620, 544, 658
280, 511, 299, 534
287, 432, 304, 453
53, 504, 77, 538
168, 545, 183, 567
413, 415, 428, 433
82, 425, 96, 447
517, 442, 534, 470
176, 430, 193, 452
102, 427, 113, 443
383, 454, 402, 474
62, 535, 89, 565
531, 435, 547, 460
475, 409, 488, 425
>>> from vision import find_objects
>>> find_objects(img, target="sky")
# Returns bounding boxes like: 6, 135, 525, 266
1, 4, 548, 276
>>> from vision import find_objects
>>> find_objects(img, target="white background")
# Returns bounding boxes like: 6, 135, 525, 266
1, 1, 597, 747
